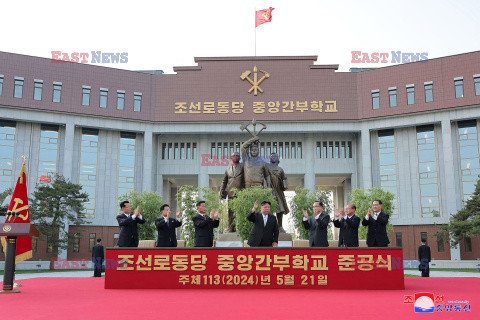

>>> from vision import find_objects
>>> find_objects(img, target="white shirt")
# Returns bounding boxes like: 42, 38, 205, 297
262, 214, 268, 226
164, 217, 181, 222
303, 212, 322, 221
365, 212, 379, 220
125, 213, 143, 220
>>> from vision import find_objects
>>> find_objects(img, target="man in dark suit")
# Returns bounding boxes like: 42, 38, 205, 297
116, 200, 145, 247
302, 201, 330, 247
418, 239, 431, 277
333, 204, 360, 247
155, 204, 182, 247
91, 238, 104, 277
247, 200, 279, 247
361, 199, 390, 247
192, 201, 219, 247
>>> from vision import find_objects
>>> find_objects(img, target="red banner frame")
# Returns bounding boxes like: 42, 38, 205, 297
105, 247, 404, 290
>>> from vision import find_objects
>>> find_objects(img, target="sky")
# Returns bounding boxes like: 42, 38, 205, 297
1, 0, 479, 73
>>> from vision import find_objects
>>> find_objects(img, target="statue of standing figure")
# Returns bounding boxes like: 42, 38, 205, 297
219, 152, 244, 232
241, 136, 269, 189
265, 152, 289, 232
238, 119, 290, 232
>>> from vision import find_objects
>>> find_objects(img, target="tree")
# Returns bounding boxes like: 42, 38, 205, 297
230, 186, 278, 242
176, 186, 220, 247
290, 186, 333, 240
29, 175, 89, 256
119, 190, 164, 241
436, 177, 480, 247
0, 188, 12, 216
348, 187, 394, 239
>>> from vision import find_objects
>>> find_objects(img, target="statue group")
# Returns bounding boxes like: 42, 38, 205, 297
220, 119, 289, 233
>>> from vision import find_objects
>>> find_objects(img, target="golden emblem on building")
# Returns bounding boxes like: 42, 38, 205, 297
3, 225, 12, 232
240, 66, 270, 96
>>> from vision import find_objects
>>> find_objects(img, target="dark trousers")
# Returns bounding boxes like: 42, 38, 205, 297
93, 258, 103, 277
421, 265, 430, 277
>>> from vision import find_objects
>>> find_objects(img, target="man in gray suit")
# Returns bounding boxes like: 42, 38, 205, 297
302, 201, 330, 247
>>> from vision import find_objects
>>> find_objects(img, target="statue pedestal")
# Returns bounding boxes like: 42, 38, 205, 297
216, 232, 243, 247
278, 233, 293, 247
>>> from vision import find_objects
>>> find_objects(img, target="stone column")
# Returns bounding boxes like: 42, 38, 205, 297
303, 135, 316, 192
441, 119, 461, 260
58, 121, 75, 260
360, 127, 373, 189
142, 128, 153, 192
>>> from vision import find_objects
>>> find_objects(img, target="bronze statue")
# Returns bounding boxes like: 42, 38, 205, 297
241, 136, 269, 188
265, 153, 289, 231
219, 152, 244, 232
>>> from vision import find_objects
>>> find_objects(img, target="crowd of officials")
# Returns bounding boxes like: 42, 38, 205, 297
89, 199, 430, 277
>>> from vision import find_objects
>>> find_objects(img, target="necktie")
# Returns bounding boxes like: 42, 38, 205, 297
264, 215, 267, 226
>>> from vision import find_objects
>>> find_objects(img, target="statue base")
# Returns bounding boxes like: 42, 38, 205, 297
278, 232, 293, 247
216, 232, 243, 247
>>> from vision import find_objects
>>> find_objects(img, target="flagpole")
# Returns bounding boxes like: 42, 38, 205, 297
254, 7, 256, 56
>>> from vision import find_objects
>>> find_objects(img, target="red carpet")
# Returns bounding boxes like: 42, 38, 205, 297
0, 277, 478, 319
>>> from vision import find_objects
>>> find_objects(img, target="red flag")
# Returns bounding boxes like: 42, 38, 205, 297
1, 161, 33, 263
256, 7, 274, 27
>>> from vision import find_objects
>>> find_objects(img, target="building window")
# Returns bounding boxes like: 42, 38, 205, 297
416, 126, 440, 217
113, 233, 119, 247
464, 237, 472, 252
457, 120, 479, 203
118, 133, 136, 198
82, 87, 91, 106
424, 83, 433, 103
14, 78, 24, 98
117, 91, 125, 110
437, 238, 444, 252
0, 74, 3, 96
378, 129, 398, 215
454, 78, 464, 98
134, 93, 142, 112
395, 232, 402, 247
79, 129, 99, 217
73, 233, 80, 253
474, 75, 480, 96
420, 232, 428, 245
99, 88, 108, 108
372, 90, 380, 109
52, 82, 62, 103
32, 238, 38, 253
389, 88, 397, 107
406, 85, 415, 105
38, 125, 59, 185
0, 122, 16, 194
89, 233, 96, 252
161, 142, 197, 160
33, 80, 43, 101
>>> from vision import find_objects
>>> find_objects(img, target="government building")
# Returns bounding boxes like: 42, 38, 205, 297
1, 51, 479, 262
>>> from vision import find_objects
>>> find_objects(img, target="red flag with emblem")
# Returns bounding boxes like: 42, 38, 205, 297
255, 7, 274, 27
1, 160, 33, 263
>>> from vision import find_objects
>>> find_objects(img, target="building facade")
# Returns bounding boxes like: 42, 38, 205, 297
1, 51, 479, 261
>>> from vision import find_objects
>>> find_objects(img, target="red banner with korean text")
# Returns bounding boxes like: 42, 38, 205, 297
105, 248, 404, 289
1, 161, 33, 263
